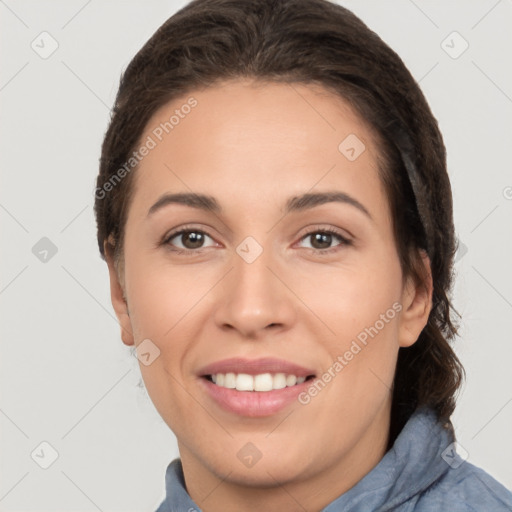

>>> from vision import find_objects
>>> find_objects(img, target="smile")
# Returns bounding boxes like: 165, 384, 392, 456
207, 372, 310, 391
197, 357, 317, 417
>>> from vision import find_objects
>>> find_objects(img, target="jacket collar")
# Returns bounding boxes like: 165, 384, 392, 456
324, 406, 454, 511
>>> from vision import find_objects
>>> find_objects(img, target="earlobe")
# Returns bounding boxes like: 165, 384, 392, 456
104, 241, 135, 346
398, 251, 433, 348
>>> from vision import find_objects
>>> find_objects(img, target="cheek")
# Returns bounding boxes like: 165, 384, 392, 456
124, 254, 210, 340
122, 255, 219, 392
123, 257, 205, 427
307, 252, 403, 388
298, 251, 402, 338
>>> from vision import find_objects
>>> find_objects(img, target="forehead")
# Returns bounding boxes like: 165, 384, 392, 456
128, 79, 386, 219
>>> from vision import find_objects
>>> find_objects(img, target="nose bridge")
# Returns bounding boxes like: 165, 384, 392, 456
214, 240, 295, 336
234, 244, 274, 297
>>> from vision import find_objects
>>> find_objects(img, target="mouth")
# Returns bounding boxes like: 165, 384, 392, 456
197, 357, 317, 417
203, 372, 315, 391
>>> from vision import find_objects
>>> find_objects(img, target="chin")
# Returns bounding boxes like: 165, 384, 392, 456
200, 444, 315, 487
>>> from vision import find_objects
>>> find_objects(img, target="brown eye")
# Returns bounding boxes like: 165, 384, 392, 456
165, 229, 216, 251
180, 231, 205, 249
298, 229, 351, 252
310, 232, 334, 250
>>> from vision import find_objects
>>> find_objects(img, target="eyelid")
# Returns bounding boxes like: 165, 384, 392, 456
297, 224, 352, 240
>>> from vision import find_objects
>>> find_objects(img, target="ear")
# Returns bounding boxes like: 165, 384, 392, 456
398, 251, 433, 348
104, 240, 134, 346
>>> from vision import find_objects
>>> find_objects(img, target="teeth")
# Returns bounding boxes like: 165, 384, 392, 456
286, 375, 297, 386
273, 373, 287, 389
253, 373, 273, 391
236, 373, 254, 391
209, 372, 310, 391
224, 372, 236, 389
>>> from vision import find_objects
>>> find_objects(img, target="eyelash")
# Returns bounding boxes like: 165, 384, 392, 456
161, 225, 352, 256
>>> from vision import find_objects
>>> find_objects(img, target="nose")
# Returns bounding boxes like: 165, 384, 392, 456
213, 247, 297, 339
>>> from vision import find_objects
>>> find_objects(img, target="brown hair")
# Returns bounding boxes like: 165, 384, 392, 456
94, 0, 464, 441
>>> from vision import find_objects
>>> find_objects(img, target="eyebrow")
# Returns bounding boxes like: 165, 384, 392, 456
147, 191, 372, 219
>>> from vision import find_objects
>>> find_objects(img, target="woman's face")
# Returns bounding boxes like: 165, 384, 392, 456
106, 79, 431, 502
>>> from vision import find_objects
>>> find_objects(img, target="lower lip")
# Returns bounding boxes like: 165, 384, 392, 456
200, 377, 312, 417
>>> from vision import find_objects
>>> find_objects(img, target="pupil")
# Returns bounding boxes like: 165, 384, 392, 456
184, 232, 204, 248
312, 233, 331, 249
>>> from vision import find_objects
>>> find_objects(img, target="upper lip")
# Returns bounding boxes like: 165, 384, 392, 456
198, 357, 316, 377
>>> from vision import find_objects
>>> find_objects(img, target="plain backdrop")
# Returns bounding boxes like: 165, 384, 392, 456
1, 1, 511, 510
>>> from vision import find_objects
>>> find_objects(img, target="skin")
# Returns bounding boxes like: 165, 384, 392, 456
105, 79, 432, 512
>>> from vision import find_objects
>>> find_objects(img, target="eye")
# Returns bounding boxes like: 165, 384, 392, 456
298, 228, 351, 252
161, 226, 351, 254
164, 228, 217, 252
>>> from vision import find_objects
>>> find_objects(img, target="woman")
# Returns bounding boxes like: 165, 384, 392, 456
94, 0, 512, 510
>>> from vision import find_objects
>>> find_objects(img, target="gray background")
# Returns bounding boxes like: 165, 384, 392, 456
1, 0, 511, 510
